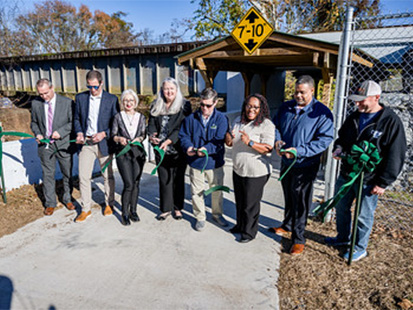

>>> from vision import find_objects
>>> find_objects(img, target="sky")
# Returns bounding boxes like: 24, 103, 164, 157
20, 0, 413, 41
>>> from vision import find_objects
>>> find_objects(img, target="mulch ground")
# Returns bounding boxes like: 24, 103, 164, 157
0, 185, 412, 310
278, 220, 413, 310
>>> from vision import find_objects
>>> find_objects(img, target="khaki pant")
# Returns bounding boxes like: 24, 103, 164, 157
190, 166, 224, 221
78, 144, 115, 212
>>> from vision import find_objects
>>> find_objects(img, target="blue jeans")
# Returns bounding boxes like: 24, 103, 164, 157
335, 175, 378, 252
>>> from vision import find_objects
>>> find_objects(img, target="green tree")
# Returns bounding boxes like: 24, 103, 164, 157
188, 0, 381, 39
16, 0, 139, 55
190, 0, 249, 40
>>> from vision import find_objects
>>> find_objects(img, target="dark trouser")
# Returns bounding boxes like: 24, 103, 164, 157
233, 171, 270, 240
39, 145, 72, 208
280, 163, 319, 244
156, 151, 186, 213
116, 152, 145, 216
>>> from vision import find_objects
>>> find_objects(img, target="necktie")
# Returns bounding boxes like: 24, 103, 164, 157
47, 102, 54, 141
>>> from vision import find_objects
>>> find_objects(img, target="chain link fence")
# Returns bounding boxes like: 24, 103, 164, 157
345, 12, 413, 233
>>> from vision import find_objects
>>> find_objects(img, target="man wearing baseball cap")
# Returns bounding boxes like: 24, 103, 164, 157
325, 80, 407, 262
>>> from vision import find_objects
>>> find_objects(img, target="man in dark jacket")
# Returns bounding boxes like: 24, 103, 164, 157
325, 80, 407, 262
270, 75, 334, 255
73, 70, 119, 222
31, 78, 75, 216
179, 88, 229, 231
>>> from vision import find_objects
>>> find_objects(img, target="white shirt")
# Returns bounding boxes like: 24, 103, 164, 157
43, 94, 56, 137
121, 111, 140, 139
231, 117, 275, 177
86, 94, 102, 136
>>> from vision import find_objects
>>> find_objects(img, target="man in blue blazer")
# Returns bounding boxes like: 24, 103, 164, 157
74, 70, 119, 222
31, 78, 75, 216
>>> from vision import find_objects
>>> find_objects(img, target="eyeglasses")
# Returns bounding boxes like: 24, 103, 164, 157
200, 103, 214, 108
246, 105, 260, 110
123, 99, 135, 103
87, 85, 100, 90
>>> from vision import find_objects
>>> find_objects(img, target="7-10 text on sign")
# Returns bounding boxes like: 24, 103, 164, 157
231, 7, 274, 55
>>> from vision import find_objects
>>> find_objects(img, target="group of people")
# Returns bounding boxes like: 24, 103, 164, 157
30, 70, 406, 262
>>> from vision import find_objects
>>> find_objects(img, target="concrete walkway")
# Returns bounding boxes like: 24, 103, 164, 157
0, 154, 285, 309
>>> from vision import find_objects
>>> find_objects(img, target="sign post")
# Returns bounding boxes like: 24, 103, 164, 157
231, 7, 274, 54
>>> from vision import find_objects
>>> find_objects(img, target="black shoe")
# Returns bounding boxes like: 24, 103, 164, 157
130, 212, 140, 222
238, 237, 253, 243
229, 226, 241, 234
121, 214, 131, 226
173, 210, 183, 220
157, 212, 171, 221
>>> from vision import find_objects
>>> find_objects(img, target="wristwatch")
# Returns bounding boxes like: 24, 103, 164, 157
248, 140, 254, 147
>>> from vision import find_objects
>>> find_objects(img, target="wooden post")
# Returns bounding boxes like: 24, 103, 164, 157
241, 72, 253, 98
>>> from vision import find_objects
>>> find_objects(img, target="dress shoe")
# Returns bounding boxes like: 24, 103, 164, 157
75, 211, 91, 222
173, 210, 183, 220
212, 216, 229, 227
238, 237, 253, 243
269, 227, 289, 236
130, 212, 140, 222
44, 207, 54, 216
290, 244, 305, 255
121, 214, 131, 226
65, 202, 75, 211
157, 212, 171, 221
229, 226, 241, 234
103, 205, 113, 216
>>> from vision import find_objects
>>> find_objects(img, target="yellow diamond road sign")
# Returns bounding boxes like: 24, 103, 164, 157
231, 7, 274, 55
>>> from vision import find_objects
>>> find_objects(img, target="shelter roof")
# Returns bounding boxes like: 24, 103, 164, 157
177, 30, 374, 73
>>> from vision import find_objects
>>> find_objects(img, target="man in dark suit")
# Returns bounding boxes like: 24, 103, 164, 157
74, 70, 119, 222
31, 78, 75, 216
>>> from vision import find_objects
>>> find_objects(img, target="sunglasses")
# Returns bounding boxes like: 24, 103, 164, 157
87, 85, 100, 90
200, 103, 214, 108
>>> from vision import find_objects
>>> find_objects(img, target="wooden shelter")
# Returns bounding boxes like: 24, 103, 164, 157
177, 31, 373, 106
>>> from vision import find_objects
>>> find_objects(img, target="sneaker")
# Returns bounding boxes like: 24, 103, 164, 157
75, 211, 91, 222
325, 237, 350, 247
103, 205, 113, 216
212, 216, 229, 227
195, 220, 206, 231
343, 249, 368, 262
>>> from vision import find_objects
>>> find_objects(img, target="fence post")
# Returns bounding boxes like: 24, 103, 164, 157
324, 5, 355, 221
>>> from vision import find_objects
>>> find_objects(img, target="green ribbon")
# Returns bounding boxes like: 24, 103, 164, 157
204, 185, 230, 196
151, 146, 165, 175
102, 140, 146, 173
200, 149, 209, 173
312, 141, 382, 222
278, 148, 297, 181
0, 128, 52, 203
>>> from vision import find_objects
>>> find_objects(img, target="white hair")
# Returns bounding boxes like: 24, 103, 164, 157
150, 77, 185, 117
120, 89, 140, 108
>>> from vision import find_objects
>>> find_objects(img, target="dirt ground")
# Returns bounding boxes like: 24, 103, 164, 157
0, 184, 411, 310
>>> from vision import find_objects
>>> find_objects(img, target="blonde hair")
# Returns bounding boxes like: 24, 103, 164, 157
150, 77, 185, 117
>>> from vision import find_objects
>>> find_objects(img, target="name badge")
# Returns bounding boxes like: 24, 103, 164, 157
210, 124, 217, 129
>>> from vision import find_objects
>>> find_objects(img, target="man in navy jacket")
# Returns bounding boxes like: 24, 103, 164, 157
270, 75, 334, 255
73, 70, 119, 222
179, 88, 229, 231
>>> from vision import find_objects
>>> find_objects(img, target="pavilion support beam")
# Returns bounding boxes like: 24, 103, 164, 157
260, 73, 270, 97
194, 58, 217, 88
321, 67, 334, 108
241, 72, 254, 98
198, 69, 217, 88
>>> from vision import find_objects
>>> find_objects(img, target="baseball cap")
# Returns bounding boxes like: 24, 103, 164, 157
348, 80, 382, 101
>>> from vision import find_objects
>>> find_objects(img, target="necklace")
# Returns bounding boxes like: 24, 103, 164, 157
125, 112, 135, 126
